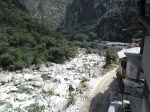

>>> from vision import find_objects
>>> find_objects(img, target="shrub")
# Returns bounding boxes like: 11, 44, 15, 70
101, 64, 117, 75
27, 104, 45, 112
67, 92, 76, 107
0, 1, 76, 70
105, 47, 117, 65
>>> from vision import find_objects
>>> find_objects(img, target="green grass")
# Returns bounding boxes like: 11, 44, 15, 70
42, 89, 54, 98
80, 77, 88, 88
14, 107, 22, 112
101, 64, 117, 75
46, 90, 54, 96
67, 92, 76, 107
27, 104, 45, 112
13, 104, 45, 112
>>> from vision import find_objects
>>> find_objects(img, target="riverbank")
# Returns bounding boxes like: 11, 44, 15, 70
0, 49, 106, 112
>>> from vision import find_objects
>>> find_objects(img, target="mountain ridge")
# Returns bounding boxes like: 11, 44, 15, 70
19, 0, 72, 29
59, 0, 140, 43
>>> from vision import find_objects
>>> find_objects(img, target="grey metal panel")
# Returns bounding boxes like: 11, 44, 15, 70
142, 36, 150, 90
141, 97, 150, 112
126, 59, 138, 79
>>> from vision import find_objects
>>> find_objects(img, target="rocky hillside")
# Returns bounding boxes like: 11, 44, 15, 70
18, 0, 140, 44
19, 0, 72, 29
59, 0, 139, 42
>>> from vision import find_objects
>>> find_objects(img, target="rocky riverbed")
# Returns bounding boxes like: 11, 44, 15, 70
0, 50, 105, 112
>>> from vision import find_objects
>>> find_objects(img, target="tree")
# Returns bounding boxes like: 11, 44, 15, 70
105, 47, 117, 65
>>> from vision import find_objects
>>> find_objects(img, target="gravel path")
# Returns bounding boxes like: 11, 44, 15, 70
79, 68, 118, 112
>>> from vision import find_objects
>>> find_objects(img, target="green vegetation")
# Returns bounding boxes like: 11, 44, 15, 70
59, 0, 140, 45
27, 104, 45, 112
14, 108, 22, 112
67, 92, 76, 107
80, 78, 88, 88
102, 64, 117, 75
105, 47, 117, 65
45, 89, 54, 96
0, 0, 76, 70
59, 28, 101, 51
13, 104, 45, 112
20, 0, 72, 30
101, 47, 118, 75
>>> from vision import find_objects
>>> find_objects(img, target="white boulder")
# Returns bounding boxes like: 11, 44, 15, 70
39, 64, 49, 72
16, 93, 29, 101
31, 81, 43, 87
0, 73, 13, 83
23, 73, 33, 81
43, 81, 55, 92
32, 75, 43, 82
22, 68, 32, 74
13, 73, 23, 80
0, 93, 10, 100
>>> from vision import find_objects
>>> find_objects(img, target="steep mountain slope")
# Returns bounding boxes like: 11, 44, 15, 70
0, 0, 75, 70
19, 0, 72, 29
59, 0, 139, 42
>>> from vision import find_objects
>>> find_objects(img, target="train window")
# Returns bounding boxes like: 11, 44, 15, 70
121, 61, 127, 69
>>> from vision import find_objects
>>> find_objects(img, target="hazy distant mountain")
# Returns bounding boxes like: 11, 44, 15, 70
20, 0, 72, 29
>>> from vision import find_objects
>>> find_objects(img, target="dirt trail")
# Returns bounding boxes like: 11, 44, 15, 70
79, 68, 117, 112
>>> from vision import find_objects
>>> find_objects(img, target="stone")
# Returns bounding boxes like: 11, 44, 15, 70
50, 72, 56, 77
39, 64, 49, 72
16, 70, 21, 73
0, 73, 12, 83
16, 93, 29, 101
31, 81, 43, 87
37, 98, 48, 107
23, 73, 33, 81
19, 99, 36, 109
53, 75, 66, 84
43, 81, 55, 92
0, 50, 104, 112
56, 98, 68, 110
19, 85, 34, 94
0, 76, 9, 83
50, 63, 56, 66
0, 85, 10, 93
56, 64, 62, 71
22, 68, 32, 74
13, 79, 21, 86
33, 70, 38, 75
52, 78, 61, 83
32, 64, 40, 70
10, 87, 18, 92
68, 75, 74, 81
53, 84, 68, 96
32, 75, 43, 82
13, 73, 23, 80
0, 93, 10, 100
81, 73, 87, 78
52, 67, 57, 73
69, 85, 75, 91
49, 96, 68, 111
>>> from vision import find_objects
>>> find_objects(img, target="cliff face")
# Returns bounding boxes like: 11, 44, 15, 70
60, 0, 138, 42
19, 0, 72, 29
64, 0, 117, 26
13, 0, 140, 42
